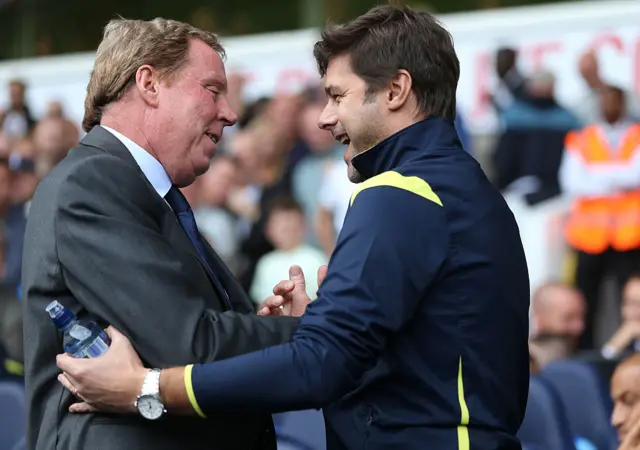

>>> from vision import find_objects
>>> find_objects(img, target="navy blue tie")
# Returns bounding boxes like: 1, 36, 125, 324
165, 186, 232, 310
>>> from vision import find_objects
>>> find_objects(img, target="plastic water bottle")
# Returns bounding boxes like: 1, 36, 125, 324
46, 300, 111, 358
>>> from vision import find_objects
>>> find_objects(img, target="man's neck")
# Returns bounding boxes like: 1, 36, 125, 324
101, 114, 158, 160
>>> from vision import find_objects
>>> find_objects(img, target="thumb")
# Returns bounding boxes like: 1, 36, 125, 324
69, 402, 99, 414
317, 265, 329, 287
289, 265, 307, 293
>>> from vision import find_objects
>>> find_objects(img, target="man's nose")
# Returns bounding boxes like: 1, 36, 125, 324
611, 405, 624, 428
220, 96, 238, 127
318, 104, 337, 131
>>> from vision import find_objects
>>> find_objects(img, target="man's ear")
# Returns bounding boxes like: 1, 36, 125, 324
135, 65, 160, 108
386, 70, 412, 111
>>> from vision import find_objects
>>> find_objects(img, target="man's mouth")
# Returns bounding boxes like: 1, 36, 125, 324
206, 133, 220, 144
335, 133, 350, 146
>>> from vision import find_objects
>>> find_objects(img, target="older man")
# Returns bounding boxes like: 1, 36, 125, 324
22, 18, 308, 450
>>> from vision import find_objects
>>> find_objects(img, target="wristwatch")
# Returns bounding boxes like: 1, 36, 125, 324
135, 369, 166, 420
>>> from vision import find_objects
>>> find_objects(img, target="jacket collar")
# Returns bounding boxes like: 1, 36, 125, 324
79, 125, 140, 169
351, 117, 458, 180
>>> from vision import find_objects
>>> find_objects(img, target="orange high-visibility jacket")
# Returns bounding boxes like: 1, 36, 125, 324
564, 124, 640, 254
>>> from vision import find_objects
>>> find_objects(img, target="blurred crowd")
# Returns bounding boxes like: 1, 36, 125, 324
490, 46, 640, 447
489, 45, 640, 355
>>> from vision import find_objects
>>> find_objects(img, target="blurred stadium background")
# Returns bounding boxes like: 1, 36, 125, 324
1, 0, 640, 449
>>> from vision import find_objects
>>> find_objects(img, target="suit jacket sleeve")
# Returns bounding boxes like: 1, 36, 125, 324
55, 153, 298, 367
188, 183, 448, 415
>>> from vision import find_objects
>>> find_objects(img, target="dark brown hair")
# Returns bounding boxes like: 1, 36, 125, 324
313, 4, 460, 119
267, 195, 304, 217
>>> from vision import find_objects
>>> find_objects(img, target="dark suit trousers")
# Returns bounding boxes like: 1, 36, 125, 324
576, 248, 640, 350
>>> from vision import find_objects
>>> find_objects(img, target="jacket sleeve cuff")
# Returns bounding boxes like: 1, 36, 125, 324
184, 365, 207, 418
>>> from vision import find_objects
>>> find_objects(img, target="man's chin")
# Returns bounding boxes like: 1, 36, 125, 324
619, 430, 628, 443
347, 165, 365, 184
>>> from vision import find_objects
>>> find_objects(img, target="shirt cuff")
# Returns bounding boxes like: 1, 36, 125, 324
184, 365, 207, 418
601, 345, 618, 360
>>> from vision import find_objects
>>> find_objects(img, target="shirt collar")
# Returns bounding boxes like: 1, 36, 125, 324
101, 125, 172, 198
351, 117, 458, 180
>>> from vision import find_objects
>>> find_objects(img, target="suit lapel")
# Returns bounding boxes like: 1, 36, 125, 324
81, 125, 232, 311
200, 237, 254, 313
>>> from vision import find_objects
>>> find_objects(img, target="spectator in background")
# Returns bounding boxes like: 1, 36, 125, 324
0, 136, 24, 379
611, 354, 640, 445
33, 115, 78, 177
0, 79, 36, 140
488, 47, 527, 114
560, 84, 640, 350
236, 116, 296, 291
250, 196, 326, 305
574, 50, 640, 127
2, 137, 38, 289
193, 155, 241, 275
529, 333, 575, 370
292, 101, 343, 245
602, 274, 640, 360
315, 159, 356, 256
493, 70, 579, 206
44, 100, 80, 142
530, 281, 585, 353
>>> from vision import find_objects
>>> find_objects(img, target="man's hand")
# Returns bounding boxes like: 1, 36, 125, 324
56, 326, 147, 414
258, 264, 328, 317
605, 322, 640, 357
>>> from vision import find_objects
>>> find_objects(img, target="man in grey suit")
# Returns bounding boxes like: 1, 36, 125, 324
21, 17, 304, 450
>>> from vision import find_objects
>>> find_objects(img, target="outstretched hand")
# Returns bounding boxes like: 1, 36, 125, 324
258, 264, 328, 317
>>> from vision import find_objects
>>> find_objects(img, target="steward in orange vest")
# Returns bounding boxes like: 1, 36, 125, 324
563, 123, 640, 254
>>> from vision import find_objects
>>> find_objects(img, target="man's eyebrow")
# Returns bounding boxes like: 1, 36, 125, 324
324, 85, 341, 96
202, 77, 228, 93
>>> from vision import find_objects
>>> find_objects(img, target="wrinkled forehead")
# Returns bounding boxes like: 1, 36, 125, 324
612, 364, 640, 396
183, 40, 228, 90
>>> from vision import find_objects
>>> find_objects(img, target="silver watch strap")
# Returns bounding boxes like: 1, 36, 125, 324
140, 369, 162, 396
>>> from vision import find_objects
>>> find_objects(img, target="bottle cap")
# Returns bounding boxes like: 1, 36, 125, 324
46, 300, 74, 329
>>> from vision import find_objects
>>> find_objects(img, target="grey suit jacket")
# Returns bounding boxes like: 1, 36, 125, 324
22, 126, 299, 450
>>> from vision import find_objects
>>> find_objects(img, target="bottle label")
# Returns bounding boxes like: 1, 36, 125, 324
84, 337, 110, 358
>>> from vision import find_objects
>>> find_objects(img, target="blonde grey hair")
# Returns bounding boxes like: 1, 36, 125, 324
83, 17, 224, 132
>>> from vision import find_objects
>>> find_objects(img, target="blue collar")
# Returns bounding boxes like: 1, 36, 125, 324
351, 117, 459, 180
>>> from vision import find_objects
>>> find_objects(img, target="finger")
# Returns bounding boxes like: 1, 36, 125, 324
56, 353, 85, 377
273, 280, 294, 295
262, 295, 286, 309
58, 373, 79, 396
289, 265, 307, 293
257, 305, 283, 317
69, 402, 99, 414
60, 373, 93, 404
317, 265, 329, 288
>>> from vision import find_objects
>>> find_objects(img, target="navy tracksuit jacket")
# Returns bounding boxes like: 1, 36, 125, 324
187, 117, 531, 449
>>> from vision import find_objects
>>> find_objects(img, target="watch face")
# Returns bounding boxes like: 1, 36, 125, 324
137, 395, 164, 420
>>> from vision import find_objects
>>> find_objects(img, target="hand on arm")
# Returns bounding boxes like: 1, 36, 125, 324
56, 264, 328, 415
57, 326, 196, 416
